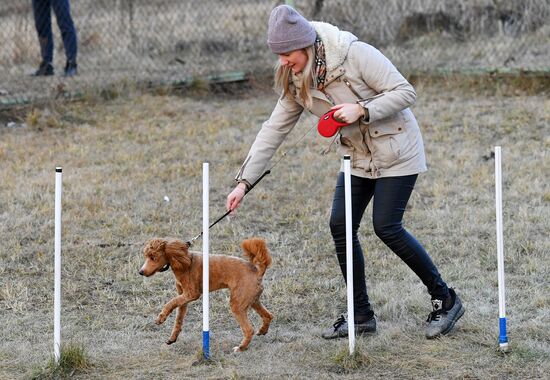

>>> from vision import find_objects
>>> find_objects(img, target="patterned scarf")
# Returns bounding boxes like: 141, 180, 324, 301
313, 37, 326, 90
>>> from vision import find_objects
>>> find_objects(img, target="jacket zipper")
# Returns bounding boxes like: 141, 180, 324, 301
234, 155, 251, 181
341, 77, 380, 177
342, 78, 362, 100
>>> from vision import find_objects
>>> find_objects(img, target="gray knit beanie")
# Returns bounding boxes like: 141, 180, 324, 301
267, 5, 316, 54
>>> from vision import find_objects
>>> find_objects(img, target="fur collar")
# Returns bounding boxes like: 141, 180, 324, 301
310, 21, 357, 71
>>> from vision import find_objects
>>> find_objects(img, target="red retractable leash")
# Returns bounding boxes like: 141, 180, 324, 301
317, 109, 350, 138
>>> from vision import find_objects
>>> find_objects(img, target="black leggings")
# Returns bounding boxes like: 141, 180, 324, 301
329, 173, 449, 317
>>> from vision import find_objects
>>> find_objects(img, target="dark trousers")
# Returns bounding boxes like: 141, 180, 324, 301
32, 0, 77, 63
329, 173, 449, 317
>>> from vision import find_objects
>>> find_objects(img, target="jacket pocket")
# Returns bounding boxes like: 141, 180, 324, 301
368, 114, 409, 168
336, 126, 370, 172
336, 135, 355, 162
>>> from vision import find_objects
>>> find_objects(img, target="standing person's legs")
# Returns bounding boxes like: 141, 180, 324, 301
329, 172, 375, 319
51, 0, 77, 63
32, 0, 54, 63
372, 174, 465, 338
371, 174, 450, 300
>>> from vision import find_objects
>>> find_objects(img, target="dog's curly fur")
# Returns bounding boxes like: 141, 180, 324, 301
139, 237, 273, 352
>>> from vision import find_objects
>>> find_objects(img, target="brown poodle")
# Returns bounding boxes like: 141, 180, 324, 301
139, 237, 273, 352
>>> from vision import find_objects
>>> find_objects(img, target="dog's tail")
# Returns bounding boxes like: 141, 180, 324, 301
241, 238, 272, 277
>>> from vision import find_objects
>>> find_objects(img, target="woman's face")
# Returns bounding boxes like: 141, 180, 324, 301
278, 49, 308, 74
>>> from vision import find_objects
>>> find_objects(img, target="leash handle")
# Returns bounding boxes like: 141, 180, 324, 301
187, 169, 271, 246
245, 169, 270, 194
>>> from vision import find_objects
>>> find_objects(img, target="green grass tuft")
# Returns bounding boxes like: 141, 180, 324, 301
329, 345, 372, 373
31, 343, 91, 379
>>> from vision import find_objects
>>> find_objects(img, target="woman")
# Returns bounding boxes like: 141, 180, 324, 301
226, 5, 464, 339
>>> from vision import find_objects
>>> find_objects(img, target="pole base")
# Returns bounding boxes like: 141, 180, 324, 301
202, 330, 210, 359
499, 342, 509, 353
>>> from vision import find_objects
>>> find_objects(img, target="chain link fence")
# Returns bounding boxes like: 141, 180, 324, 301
1, 0, 549, 107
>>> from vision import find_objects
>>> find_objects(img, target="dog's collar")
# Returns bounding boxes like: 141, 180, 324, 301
159, 264, 170, 272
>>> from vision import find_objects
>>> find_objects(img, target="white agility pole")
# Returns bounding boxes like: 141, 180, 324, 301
54, 167, 62, 362
343, 156, 355, 354
494, 147, 509, 351
202, 163, 210, 359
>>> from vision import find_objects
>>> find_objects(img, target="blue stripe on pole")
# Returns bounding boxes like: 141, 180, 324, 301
202, 330, 210, 359
499, 317, 508, 344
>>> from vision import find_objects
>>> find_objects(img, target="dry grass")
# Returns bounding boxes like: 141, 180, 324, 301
0, 82, 549, 379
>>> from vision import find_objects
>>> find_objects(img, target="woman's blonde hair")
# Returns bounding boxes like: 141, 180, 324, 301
273, 46, 315, 109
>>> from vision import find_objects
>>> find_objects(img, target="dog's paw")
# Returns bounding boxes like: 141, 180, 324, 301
155, 314, 167, 325
257, 327, 269, 335
165, 338, 177, 345
233, 345, 248, 353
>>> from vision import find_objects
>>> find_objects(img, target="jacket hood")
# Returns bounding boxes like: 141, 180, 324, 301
310, 21, 358, 71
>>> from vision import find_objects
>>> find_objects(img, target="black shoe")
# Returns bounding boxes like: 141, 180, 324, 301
64, 60, 78, 77
426, 288, 465, 339
321, 314, 377, 339
33, 61, 54, 76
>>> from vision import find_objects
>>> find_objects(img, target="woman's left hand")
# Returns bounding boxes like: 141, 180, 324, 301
331, 103, 365, 124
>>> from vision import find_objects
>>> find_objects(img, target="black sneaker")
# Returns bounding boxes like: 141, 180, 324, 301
426, 288, 465, 339
33, 61, 54, 76
321, 314, 377, 339
64, 60, 78, 77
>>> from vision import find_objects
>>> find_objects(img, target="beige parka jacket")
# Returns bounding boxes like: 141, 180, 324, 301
235, 21, 427, 186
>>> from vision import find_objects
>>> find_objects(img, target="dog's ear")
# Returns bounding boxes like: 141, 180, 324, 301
144, 238, 166, 255
165, 240, 191, 271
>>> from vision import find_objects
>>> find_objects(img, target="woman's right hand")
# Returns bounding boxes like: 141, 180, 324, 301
226, 183, 247, 213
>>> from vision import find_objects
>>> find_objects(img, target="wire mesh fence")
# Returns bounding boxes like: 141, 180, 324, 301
1, 0, 549, 107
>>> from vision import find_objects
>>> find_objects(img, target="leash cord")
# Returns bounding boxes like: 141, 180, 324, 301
186, 169, 271, 246
186, 120, 317, 247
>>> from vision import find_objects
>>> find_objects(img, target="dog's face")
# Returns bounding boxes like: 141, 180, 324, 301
139, 238, 169, 277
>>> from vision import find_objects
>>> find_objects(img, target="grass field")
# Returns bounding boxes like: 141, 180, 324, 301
0, 81, 549, 379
